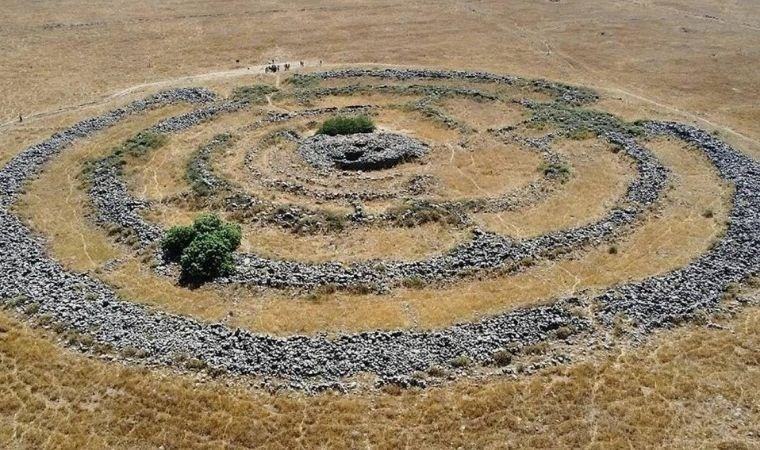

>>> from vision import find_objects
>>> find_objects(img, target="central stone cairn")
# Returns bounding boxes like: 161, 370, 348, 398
298, 132, 428, 171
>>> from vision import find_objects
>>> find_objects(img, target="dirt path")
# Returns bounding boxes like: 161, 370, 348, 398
0, 61, 308, 130
2, 60, 759, 156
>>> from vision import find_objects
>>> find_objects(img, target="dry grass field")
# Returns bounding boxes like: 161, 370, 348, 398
1, 0, 759, 448
1, 298, 757, 448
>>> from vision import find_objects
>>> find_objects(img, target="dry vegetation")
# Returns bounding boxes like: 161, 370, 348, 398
14, 105, 191, 272
0, 303, 757, 448
1, 0, 759, 447
123, 108, 257, 201
474, 137, 633, 237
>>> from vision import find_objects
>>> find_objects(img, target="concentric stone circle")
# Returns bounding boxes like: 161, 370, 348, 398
0, 68, 757, 392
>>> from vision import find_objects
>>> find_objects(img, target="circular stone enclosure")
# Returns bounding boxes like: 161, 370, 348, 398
1, 68, 758, 392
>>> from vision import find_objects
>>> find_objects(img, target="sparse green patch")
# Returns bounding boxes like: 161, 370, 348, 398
554, 325, 574, 340
118, 132, 167, 158
385, 201, 465, 228
186, 133, 233, 196
286, 74, 321, 89
539, 161, 571, 181
451, 355, 473, 368
401, 276, 425, 289
316, 115, 376, 136
426, 366, 446, 377
528, 102, 644, 138
492, 349, 513, 367
231, 84, 279, 104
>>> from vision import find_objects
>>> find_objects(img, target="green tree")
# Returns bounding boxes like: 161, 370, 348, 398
179, 231, 237, 280
161, 225, 196, 260
160, 213, 242, 282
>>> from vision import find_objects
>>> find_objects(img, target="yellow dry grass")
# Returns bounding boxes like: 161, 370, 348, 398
131, 208, 469, 263
124, 108, 262, 201
0, 102, 142, 169
438, 96, 528, 131
2, 0, 757, 160
119, 96, 544, 262
14, 105, 190, 273
305, 92, 423, 109
0, 303, 757, 449
424, 134, 541, 200
239, 223, 467, 263
475, 137, 633, 237
118, 133, 731, 334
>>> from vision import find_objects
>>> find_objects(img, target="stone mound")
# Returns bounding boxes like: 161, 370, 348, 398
298, 132, 428, 171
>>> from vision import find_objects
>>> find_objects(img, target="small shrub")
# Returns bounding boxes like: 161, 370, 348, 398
554, 325, 574, 340
323, 211, 348, 232
119, 346, 150, 358
36, 313, 54, 326
720, 282, 742, 303
692, 309, 710, 326
381, 384, 403, 396
492, 350, 513, 367
608, 245, 618, 255
185, 358, 208, 370
519, 256, 536, 267
451, 355, 473, 368
316, 115, 376, 136
124, 234, 138, 247
5, 295, 29, 309
92, 342, 114, 355
539, 162, 571, 181
401, 276, 425, 289
78, 334, 95, 347
121, 346, 139, 358
316, 283, 338, 296
612, 312, 629, 337
346, 284, 373, 295
523, 342, 548, 355
702, 209, 714, 218
427, 366, 446, 377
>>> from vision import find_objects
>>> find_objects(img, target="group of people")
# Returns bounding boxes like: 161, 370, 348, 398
263, 59, 320, 73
